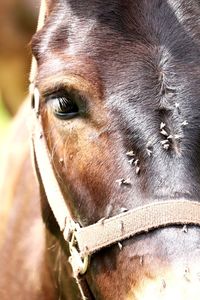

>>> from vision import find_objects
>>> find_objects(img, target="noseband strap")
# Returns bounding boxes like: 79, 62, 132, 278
76, 200, 200, 256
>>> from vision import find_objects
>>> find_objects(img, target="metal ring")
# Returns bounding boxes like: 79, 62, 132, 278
68, 227, 89, 276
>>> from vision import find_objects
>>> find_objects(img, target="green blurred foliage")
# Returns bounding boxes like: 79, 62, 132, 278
0, 96, 11, 164
0, 99, 10, 133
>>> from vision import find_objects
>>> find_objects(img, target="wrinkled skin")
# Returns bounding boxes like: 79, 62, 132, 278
2, 0, 200, 299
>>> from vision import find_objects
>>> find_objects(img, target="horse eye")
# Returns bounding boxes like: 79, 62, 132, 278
45, 90, 79, 120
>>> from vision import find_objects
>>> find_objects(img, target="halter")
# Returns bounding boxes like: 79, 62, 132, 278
30, 1, 200, 299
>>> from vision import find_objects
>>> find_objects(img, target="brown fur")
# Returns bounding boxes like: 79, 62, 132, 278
2, 0, 200, 299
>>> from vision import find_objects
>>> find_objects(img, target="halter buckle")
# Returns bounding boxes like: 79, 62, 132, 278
68, 222, 89, 277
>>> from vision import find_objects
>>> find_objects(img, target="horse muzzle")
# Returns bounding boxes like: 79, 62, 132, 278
124, 226, 200, 300
128, 265, 200, 300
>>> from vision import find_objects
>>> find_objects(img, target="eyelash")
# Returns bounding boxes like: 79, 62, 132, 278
45, 89, 85, 120
53, 96, 77, 112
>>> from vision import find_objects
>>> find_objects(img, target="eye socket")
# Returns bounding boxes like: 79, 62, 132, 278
45, 89, 80, 120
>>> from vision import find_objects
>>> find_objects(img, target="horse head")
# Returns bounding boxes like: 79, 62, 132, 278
31, 0, 200, 299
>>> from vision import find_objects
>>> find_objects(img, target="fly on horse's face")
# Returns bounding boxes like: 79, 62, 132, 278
32, 0, 200, 299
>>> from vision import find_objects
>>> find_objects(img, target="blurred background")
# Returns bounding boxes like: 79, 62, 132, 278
0, 0, 40, 161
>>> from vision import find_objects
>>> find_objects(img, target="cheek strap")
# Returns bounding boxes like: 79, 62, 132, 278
31, 87, 93, 299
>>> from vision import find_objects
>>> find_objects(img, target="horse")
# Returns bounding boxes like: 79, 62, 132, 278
1, 0, 200, 299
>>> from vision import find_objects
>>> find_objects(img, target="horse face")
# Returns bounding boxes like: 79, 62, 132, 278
32, 0, 200, 299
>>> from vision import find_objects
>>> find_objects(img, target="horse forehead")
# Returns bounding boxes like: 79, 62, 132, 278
33, 0, 200, 68
33, 0, 155, 61
33, 2, 141, 94
45, 0, 126, 16
33, 2, 162, 94
33, 0, 200, 102
33, 1, 126, 56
